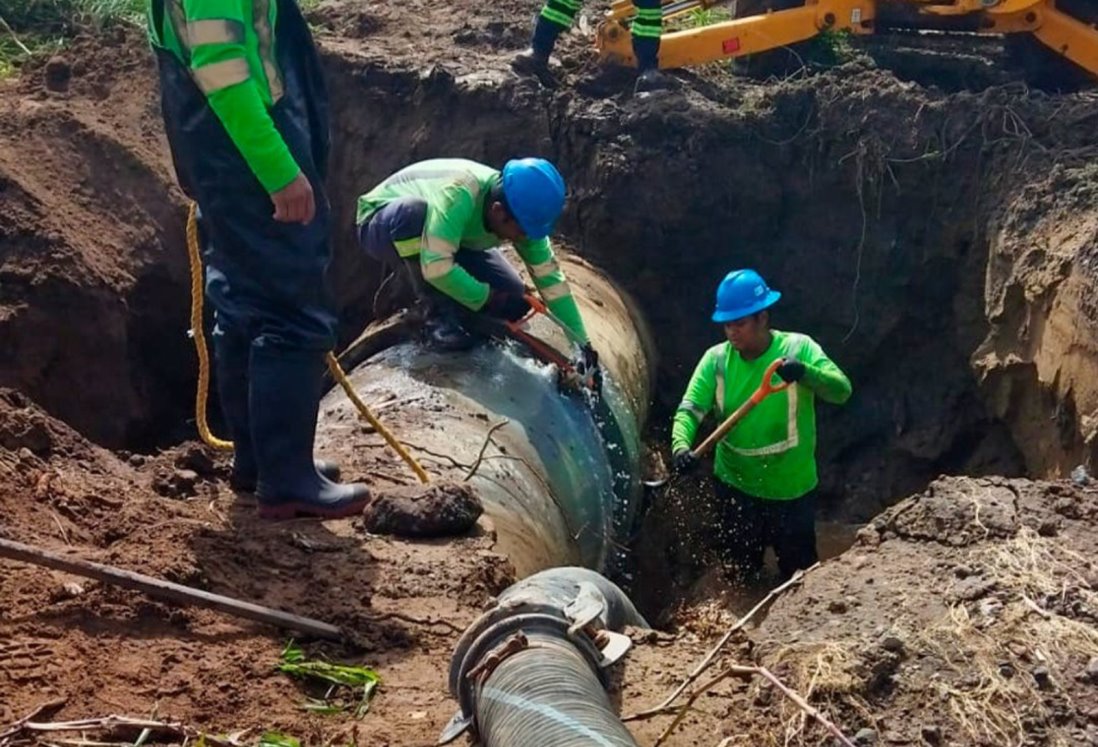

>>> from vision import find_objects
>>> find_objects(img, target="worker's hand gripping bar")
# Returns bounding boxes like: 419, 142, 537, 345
503, 293, 598, 394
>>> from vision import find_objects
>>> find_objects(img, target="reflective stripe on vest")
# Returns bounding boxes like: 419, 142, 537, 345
714, 346, 800, 457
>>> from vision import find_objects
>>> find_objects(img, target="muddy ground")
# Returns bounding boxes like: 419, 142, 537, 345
4, 391, 1098, 745
3, 0, 1098, 744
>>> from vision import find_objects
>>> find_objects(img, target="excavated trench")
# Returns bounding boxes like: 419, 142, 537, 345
305, 55, 1095, 617
6, 36, 1098, 624
318, 63, 1043, 505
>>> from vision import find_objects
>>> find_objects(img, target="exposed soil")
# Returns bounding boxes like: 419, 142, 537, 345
4, 388, 1097, 745
0, 32, 192, 450
3, 1, 1098, 745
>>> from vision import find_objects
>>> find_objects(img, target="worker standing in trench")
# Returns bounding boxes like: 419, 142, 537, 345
511, 0, 672, 92
355, 157, 601, 378
672, 269, 852, 581
146, 0, 370, 518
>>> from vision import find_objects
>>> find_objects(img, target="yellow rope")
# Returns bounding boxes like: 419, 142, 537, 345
185, 202, 430, 483
325, 352, 430, 484
187, 203, 233, 450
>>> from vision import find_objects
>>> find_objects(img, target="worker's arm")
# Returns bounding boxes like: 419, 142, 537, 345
420, 184, 492, 309
671, 349, 719, 454
788, 337, 852, 405
183, 0, 300, 194
513, 238, 590, 345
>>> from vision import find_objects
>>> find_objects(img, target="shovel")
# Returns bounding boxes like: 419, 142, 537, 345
643, 357, 791, 489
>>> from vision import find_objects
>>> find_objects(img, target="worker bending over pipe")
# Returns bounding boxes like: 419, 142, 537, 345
355, 157, 601, 377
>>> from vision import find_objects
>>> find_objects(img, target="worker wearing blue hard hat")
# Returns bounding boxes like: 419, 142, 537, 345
671, 269, 852, 581
355, 158, 598, 372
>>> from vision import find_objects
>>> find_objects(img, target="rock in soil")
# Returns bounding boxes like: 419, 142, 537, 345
44, 56, 72, 92
359, 480, 483, 538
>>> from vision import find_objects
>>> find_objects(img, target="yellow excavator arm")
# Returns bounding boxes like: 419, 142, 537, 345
594, 0, 1098, 78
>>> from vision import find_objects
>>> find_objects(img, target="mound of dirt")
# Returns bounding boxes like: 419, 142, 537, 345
4, 5, 1098, 745
0, 30, 192, 450
0, 391, 514, 743
734, 476, 1098, 745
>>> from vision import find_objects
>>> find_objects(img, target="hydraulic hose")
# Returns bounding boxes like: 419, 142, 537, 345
442, 567, 648, 747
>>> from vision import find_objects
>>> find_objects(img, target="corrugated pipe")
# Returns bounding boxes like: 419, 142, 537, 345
440, 567, 649, 746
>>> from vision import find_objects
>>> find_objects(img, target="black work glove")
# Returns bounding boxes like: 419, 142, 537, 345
777, 358, 806, 383
484, 289, 531, 321
575, 343, 603, 394
672, 449, 699, 474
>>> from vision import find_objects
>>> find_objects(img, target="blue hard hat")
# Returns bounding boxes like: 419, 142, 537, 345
712, 269, 781, 323
501, 158, 566, 240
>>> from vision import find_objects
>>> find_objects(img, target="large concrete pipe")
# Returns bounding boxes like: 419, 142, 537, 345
315, 252, 654, 575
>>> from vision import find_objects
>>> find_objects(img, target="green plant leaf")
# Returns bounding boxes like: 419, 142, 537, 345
259, 732, 301, 747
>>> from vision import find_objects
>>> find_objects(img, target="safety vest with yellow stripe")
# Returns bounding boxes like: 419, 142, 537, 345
355, 158, 589, 345
147, 0, 302, 194
671, 331, 852, 500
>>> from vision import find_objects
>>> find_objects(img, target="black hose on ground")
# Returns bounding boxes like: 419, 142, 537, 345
440, 567, 648, 747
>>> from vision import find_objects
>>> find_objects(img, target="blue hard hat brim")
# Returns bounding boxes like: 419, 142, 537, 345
712, 290, 781, 323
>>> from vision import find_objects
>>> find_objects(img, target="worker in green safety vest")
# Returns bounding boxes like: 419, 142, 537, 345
672, 269, 852, 582
356, 157, 600, 377
147, 0, 371, 519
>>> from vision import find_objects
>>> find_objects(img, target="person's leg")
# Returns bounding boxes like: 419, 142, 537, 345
773, 491, 819, 580
512, 0, 580, 78
713, 479, 766, 583
203, 174, 368, 519
631, 0, 672, 92
358, 199, 475, 350
456, 248, 528, 318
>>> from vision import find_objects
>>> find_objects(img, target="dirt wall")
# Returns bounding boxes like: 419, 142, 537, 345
3, 26, 1097, 517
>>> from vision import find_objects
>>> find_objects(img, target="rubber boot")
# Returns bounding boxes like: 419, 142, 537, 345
215, 326, 344, 493
423, 314, 478, 352
250, 344, 370, 519
230, 459, 342, 493
399, 258, 478, 351
632, 36, 673, 93
512, 16, 563, 85
635, 68, 673, 93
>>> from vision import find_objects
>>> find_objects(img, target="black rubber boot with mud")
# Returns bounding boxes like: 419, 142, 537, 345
511, 48, 559, 87
634, 68, 674, 93
214, 327, 347, 493
250, 345, 370, 520
229, 458, 341, 493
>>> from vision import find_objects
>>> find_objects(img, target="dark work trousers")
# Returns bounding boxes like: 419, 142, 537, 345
356, 196, 526, 319
712, 479, 819, 582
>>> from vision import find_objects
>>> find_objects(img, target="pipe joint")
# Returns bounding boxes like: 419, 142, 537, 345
439, 582, 635, 744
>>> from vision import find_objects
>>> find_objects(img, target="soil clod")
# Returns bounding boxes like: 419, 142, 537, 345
359, 480, 483, 538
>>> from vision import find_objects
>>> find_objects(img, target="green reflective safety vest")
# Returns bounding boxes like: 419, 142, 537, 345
356, 158, 589, 345
147, 0, 300, 193
671, 331, 852, 500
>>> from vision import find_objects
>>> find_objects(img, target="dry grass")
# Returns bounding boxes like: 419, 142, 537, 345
909, 527, 1098, 746
762, 641, 869, 746
744, 525, 1098, 746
